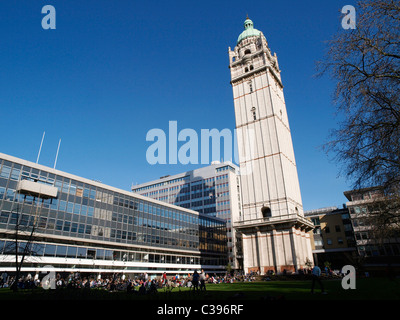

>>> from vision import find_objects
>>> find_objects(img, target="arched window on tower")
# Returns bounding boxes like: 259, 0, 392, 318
244, 49, 251, 55
261, 207, 272, 218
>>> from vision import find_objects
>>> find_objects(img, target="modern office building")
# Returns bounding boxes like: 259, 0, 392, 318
305, 206, 357, 268
132, 161, 243, 270
228, 17, 313, 274
344, 187, 400, 273
0, 152, 228, 278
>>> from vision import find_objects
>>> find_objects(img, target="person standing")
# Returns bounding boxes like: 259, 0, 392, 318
311, 265, 327, 294
192, 270, 200, 292
199, 269, 206, 291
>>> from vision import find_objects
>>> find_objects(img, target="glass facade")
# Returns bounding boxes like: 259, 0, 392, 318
0, 154, 227, 275
133, 166, 237, 219
132, 163, 242, 269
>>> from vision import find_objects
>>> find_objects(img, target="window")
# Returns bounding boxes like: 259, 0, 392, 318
77, 247, 86, 258
0, 211, 9, 224
63, 221, 70, 232
56, 246, 67, 257
0, 166, 11, 179
44, 244, 56, 257
66, 202, 73, 213
341, 212, 350, 220
325, 226, 330, 233
313, 227, 321, 234
311, 217, 320, 226
85, 225, 92, 235
10, 168, 21, 180
314, 239, 323, 246
55, 220, 63, 231
0, 187, 5, 200
337, 237, 344, 244
335, 225, 341, 232
326, 238, 332, 245
71, 223, 78, 233
261, 207, 271, 218
251, 107, 256, 120
87, 249, 96, 259
78, 224, 85, 234
67, 246, 77, 258
47, 219, 55, 230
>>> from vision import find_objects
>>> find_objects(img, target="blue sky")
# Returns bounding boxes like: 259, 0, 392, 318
0, 0, 357, 210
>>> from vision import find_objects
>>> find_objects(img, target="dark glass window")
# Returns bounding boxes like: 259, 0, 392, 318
77, 247, 86, 258
63, 221, 70, 232
56, 220, 63, 231
78, 224, 85, 234
44, 244, 56, 256
85, 225, 91, 235
56, 245, 67, 257
47, 219, 55, 230
325, 227, 330, 233
0, 211, 10, 224
67, 246, 77, 258
71, 223, 78, 233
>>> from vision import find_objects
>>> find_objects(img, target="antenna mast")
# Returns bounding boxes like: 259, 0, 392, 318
54, 139, 61, 169
36, 131, 45, 163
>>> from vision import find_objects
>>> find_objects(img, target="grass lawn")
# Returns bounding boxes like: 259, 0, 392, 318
0, 277, 399, 301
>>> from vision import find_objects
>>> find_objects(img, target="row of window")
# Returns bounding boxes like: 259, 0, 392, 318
358, 243, 400, 257
0, 160, 215, 226
216, 166, 236, 173
132, 176, 191, 192
314, 238, 344, 246
0, 240, 227, 265
134, 175, 228, 195
0, 159, 227, 255
1, 183, 226, 230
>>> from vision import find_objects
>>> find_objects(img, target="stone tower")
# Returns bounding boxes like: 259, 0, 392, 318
229, 17, 314, 274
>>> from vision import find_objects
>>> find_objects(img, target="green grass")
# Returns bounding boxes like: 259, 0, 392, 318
1, 278, 399, 300
156, 277, 400, 301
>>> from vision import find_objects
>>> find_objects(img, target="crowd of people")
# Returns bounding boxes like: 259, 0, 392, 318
0, 267, 344, 294
0, 270, 231, 293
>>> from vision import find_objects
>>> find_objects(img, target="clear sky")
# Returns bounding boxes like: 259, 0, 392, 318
0, 0, 357, 211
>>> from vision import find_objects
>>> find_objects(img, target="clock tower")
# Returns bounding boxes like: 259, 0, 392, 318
229, 17, 314, 274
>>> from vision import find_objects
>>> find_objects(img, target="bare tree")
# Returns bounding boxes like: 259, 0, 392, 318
3, 195, 44, 291
318, 0, 400, 191
318, 0, 400, 230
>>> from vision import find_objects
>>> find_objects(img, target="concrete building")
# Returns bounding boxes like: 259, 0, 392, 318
344, 187, 400, 273
132, 161, 243, 270
228, 17, 314, 274
0, 152, 228, 278
305, 206, 357, 269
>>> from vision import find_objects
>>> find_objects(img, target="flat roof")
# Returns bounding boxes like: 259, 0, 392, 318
0, 152, 225, 222
132, 161, 239, 190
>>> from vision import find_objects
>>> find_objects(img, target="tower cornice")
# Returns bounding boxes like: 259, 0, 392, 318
230, 65, 283, 88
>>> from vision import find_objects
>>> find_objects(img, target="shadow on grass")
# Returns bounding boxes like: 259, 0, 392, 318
1, 278, 399, 301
